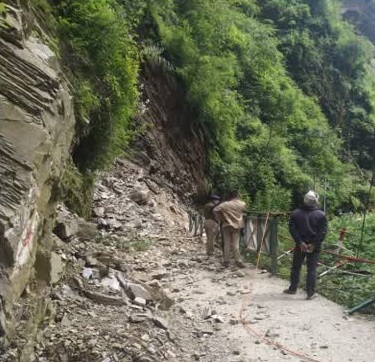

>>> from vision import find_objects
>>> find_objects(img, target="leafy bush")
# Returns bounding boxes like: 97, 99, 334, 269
61, 161, 96, 219
54, 0, 141, 170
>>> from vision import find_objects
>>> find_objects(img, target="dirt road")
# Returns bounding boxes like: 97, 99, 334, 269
159, 239, 375, 362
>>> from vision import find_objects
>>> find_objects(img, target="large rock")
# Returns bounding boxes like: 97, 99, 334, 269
125, 282, 153, 302
35, 251, 65, 285
129, 189, 150, 205
0, 1, 75, 343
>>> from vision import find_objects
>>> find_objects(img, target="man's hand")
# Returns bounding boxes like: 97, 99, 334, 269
306, 244, 315, 253
300, 242, 308, 252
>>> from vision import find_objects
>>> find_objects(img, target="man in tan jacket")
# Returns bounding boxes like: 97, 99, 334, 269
213, 191, 246, 268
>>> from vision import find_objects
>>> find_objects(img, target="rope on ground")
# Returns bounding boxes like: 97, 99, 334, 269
238, 297, 324, 362
238, 211, 325, 362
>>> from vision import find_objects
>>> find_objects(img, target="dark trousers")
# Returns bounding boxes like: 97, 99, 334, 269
289, 248, 320, 295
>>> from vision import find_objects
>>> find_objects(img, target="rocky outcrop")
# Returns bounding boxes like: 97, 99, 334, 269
0, 0, 75, 345
133, 66, 207, 201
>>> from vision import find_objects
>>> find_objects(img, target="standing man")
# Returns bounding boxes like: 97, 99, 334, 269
284, 190, 327, 300
203, 195, 221, 256
213, 191, 246, 268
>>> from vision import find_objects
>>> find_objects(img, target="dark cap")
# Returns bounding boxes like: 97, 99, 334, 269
209, 195, 220, 200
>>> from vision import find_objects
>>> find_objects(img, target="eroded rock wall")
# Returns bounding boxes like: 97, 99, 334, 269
0, 0, 75, 341
133, 66, 207, 201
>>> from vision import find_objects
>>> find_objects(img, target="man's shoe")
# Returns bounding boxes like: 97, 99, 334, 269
306, 293, 317, 300
235, 261, 246, 269
283, 289, 297, 295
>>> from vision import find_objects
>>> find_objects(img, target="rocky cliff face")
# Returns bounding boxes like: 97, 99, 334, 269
133, 66, 207, 201
0, 1, 75, 343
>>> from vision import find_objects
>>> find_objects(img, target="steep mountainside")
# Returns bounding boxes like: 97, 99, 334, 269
132, 65, 206, 200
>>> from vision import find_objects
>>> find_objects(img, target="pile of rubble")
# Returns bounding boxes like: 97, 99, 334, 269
92, 160, 188, 239
32, 235, 183, 362
1, 160, 199, 362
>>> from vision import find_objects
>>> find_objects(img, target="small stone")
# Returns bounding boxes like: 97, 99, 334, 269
82, 268, 93, 279
129, 314, 149, 323
100, 276, 120, 290
84, 290, 125, 306
129, 190, 150, 205
235, 270, 245, 277
211, 314, 224, 323
141, 334, 150, 341
86, 256, 99, 267
112, 342, 125, 349
151, 270, 170, 280
153, 317, 168, 330
167, 350, 176, 358
60, 314, 71, 326
93, 207, 105, 217
202, 307, 212, 320
265, 331, 280, 338
229, 317, 239, 325
126, 282, 152, 302
136, 357, 153, 362
216, 297, 227, 305
133, 297, 147, 307
147, 347, 157, 355
177, 260, 190, 268
227, 291, 236, 296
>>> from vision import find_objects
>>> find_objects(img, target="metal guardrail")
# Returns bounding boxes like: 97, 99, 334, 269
188, 212, 204, 237
188, 212, 279, 274
242, 214, 278, 275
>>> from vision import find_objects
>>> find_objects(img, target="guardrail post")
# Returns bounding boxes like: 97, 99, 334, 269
269, 217, 278, 276
256, 214, 262, 253
188, 212, 193, 236
199, 215, 204, 236
240, 216, 247, 247
194, 214, 199, 236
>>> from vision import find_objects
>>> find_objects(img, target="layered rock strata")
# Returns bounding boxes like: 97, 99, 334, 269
0, 1, 75, 343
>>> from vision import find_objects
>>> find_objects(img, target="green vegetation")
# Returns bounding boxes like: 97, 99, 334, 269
53, 0, 141, 170
95, 234, 152, 251
0, 2, 7, 14
60, 161, 95, 219
319, 212, 375, 309
34, 0, 375, 215
146, 0, 374, 211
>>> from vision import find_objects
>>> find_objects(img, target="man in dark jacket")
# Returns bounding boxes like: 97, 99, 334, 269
203, 195, 221, 256
284, 190, 327, 300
